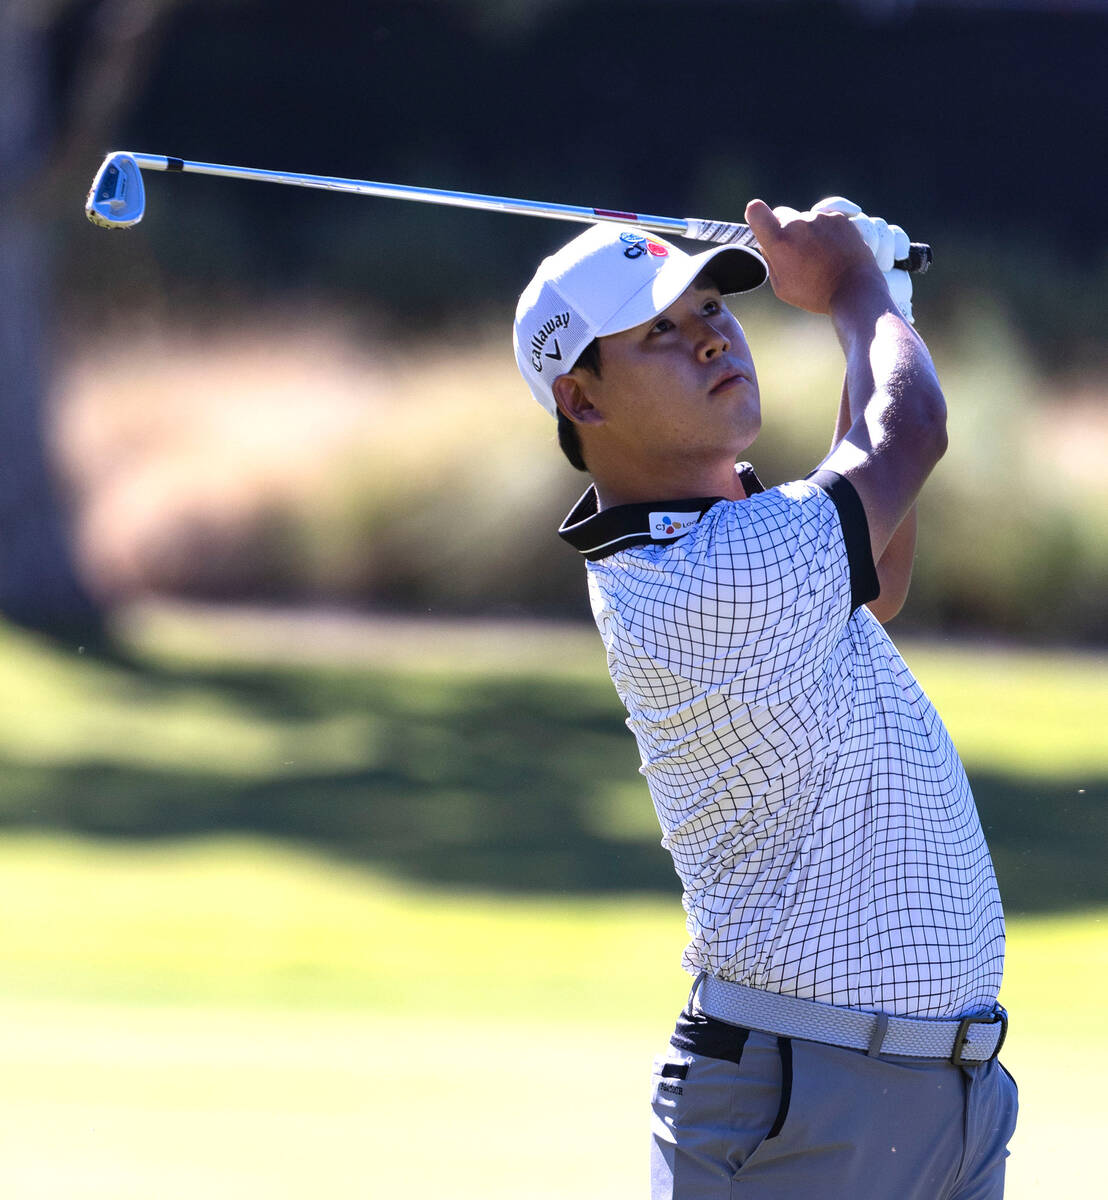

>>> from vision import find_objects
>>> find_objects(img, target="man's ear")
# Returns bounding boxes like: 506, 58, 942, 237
552, 372, 605, 426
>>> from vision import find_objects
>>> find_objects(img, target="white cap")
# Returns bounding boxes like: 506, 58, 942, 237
514, 223, 767, 416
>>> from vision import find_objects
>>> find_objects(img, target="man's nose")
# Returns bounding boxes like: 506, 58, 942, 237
695, 318, 730, 360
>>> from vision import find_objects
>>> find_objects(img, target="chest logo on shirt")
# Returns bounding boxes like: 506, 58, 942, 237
650, 511, 701, 538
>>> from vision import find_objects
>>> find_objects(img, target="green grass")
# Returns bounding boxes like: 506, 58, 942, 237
1, 829, 1104, 1025
894, 641, 1106, 781
0, 610, 1102, 911
0, 832, 688, 1017
0, 833, 1103, 1199
0, 611, 1103, 1196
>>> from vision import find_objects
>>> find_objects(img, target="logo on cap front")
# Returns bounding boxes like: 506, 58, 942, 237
619, 232, 669, 260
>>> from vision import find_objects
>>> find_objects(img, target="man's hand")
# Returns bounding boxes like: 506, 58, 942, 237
812, 197, 915, 324
744, 199, 887, 315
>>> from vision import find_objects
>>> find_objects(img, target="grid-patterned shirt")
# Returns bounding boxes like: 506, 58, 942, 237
558, 468, 1005, 1020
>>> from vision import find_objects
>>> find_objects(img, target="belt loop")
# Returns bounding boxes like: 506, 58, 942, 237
687, 970, 708, 1015
866, 1012, 890, 1057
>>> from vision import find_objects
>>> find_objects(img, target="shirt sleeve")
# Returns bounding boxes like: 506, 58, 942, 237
805, 470, 880, 612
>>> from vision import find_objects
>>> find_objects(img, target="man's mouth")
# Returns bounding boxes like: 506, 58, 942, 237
709, 370, 746, 395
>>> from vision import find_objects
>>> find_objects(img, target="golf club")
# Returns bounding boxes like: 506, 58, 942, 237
85, 151, 933, 273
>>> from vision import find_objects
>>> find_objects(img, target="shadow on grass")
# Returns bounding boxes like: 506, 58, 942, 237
0, 645, 1102, 913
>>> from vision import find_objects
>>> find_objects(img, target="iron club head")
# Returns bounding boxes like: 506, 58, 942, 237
85, 153, 146, 228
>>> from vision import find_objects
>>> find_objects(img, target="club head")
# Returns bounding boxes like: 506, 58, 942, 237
85, 152, 145, 228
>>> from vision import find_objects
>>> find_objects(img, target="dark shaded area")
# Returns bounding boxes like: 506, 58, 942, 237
1, 647, 1101, 914
61, 0, 1108, 373
974, 776, 1107, 916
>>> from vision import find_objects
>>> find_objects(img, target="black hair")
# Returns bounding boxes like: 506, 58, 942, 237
557, 338, 601, 473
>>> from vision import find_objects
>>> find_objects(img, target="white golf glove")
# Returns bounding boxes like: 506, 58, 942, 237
812, 196, 914, 324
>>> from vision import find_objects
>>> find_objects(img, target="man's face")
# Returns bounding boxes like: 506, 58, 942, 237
578, 275, 761, 467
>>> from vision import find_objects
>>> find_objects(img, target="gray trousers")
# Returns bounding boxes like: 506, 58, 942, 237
651, 1014, 1018, 1199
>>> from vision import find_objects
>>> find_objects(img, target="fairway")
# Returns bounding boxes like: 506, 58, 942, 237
1, 994, 1093, 1200
0, 610, 1103, 1197
0, 838, 1103, 1199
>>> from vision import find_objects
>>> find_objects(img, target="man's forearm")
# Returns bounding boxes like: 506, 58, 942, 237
830, 274, 944, 442
821, 273, 945, 560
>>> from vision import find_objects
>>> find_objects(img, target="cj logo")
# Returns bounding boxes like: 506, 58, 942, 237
620, 231, 669, 260
649, 510, 700, 540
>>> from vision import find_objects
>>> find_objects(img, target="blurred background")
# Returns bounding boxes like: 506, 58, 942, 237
0, 1, 1105, 1197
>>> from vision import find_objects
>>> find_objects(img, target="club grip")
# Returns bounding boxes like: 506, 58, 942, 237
685, 218, 932, 274
901, 243, 932, 274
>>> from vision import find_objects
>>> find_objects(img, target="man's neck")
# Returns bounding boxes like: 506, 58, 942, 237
593, 460, 750, 511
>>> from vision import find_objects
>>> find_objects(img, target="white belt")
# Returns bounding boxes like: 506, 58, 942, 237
696, 974, 1008, 1065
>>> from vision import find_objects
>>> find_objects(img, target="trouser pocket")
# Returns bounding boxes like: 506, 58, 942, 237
650, 1030, 786, 1199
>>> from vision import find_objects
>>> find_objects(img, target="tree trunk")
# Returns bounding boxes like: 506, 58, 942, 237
0, 0, 181, 639
0, 6, 103, 638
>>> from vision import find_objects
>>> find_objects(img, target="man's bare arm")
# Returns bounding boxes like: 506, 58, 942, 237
831, 378, 918, 623
824, 280, 945, 562
744, 200, 947, 564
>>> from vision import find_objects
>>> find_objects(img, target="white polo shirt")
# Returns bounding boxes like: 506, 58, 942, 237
559, 468, 1005, 1020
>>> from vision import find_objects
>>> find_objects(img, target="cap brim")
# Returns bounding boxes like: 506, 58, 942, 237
595, 240, 767, 338
694, 243, 768, 295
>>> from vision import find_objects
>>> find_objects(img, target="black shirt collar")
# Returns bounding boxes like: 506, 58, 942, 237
558, 463, 765, 562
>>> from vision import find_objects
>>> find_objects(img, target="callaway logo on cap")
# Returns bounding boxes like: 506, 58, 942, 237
513, 223, 766, 416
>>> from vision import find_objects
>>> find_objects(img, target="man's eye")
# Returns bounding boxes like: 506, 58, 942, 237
703, 299, 721, 315
650, 318, 674, 335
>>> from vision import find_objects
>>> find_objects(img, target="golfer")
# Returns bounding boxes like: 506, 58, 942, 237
514, 199, 1018, 1198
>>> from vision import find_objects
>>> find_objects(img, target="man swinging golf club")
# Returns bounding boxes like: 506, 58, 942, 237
514, 198, 1018, 1198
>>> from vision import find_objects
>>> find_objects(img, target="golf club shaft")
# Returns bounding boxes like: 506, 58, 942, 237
121, 153, 931, 273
